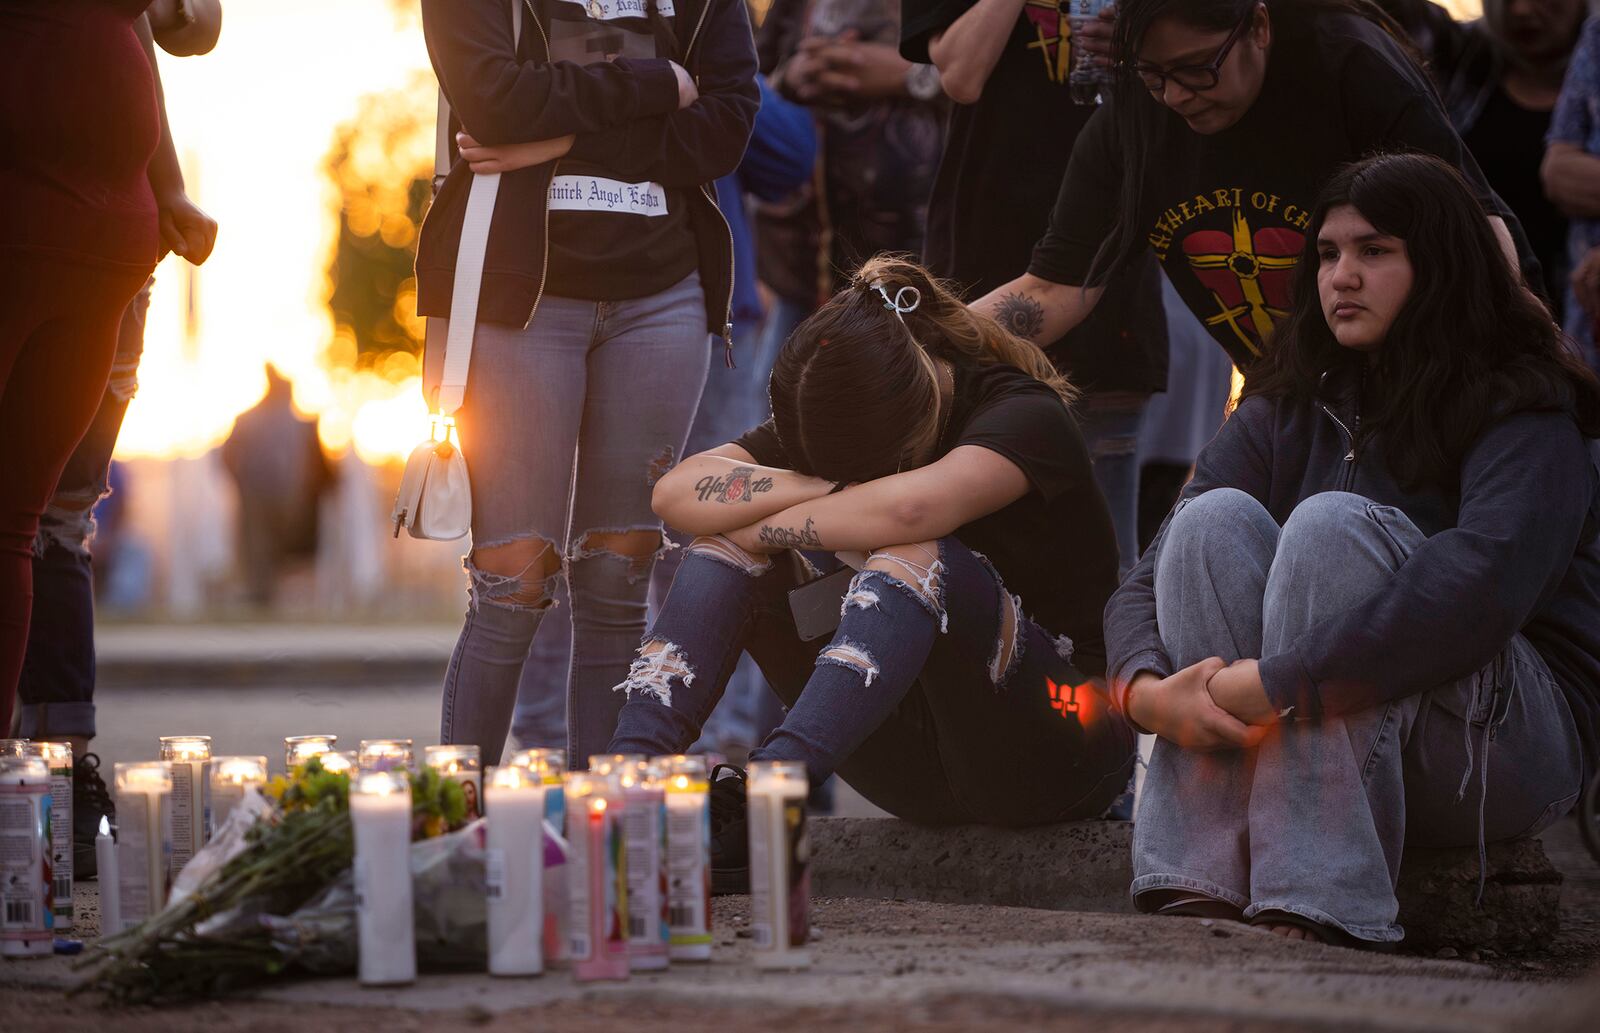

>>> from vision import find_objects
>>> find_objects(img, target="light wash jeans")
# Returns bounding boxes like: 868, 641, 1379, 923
508, 311, 778, 754
1077, 392, 1150, 577
608, 535, 1136, 824
439, 272, 711, 766
1134, 488, 1584, 942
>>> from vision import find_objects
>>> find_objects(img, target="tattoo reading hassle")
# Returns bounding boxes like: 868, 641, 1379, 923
696, 466, 775, 504
756, 517, 822, 549
995, 291, 1046, 340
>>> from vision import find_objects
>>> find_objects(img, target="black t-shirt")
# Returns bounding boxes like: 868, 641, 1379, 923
733, 362, 1121, 674
1028, 11, 1532, 371
899, 0, 1167, 396
1464, 85, 1568, 304
542, 0, 698, 301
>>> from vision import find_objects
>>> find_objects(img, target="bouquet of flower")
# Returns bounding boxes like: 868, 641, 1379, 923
76, 757, 471, 1004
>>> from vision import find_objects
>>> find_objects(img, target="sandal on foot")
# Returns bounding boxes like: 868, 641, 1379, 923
1248, 910, 1396, 953
1142, 890, 1246, 922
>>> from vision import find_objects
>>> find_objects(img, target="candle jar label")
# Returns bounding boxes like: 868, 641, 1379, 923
621, 796, 665, 949
0, 780, 53, 950
485, 848, 506, 900
665, 795, 711, 946
46, 761, 72, 926
115, 791, 170, 930
750, 796, 810, 954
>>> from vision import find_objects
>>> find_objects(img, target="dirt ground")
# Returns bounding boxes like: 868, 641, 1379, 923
3, 817, 1597, 1033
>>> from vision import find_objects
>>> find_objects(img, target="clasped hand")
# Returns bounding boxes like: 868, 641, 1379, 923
1127, 656, 1277, 752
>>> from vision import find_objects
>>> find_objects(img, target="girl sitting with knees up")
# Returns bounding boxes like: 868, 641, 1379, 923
607, 254, 1137, 890
1104, 152, 1600, 949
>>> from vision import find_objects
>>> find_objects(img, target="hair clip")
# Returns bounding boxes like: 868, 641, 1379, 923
868, 279, 922, 322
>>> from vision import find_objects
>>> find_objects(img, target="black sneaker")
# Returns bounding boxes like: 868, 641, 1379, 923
73, 752, 115, 880
709, 763, 750, 895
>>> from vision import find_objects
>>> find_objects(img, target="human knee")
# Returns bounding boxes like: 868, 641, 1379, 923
686, 533, 773, 576
861, 540, 945, 626
1277, 491, 1378, 559
468, 536, 560, 610
578, 528, 661, 560
615, 638, 696, 706
818, 639, 881, 686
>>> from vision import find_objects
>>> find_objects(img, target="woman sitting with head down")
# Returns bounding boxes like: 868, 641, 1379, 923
606, 255, 1137, 890
1105, 152, 1600, 948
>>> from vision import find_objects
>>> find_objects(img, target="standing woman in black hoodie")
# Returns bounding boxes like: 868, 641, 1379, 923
1103, 152, 1600, 948
417, 0, 758, 766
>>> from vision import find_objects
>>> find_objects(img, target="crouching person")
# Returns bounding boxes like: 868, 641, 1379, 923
608, 255, 1137, 890
1106, 153, 1600, 948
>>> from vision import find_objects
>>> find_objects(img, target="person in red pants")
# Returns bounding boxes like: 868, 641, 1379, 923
0, 2, 217, 732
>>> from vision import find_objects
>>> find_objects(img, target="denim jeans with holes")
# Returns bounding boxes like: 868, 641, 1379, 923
438, 271, 711, 766
18, 277, 152, 740
608, 534, 1136, 825
1134, 488, 1585, 941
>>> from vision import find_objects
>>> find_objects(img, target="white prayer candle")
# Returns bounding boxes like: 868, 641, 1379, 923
0, 754, 53, 957
113, 762, 172, 932
484, 766, 545, 976
13, 741, 74, 931
95, 815, 119, 937
158, 736, 211, 876
565, 772, 629, 982
748, 760, 811, 969
318, 750, 357, 775
424, 744, 482, 821
284, 734, 337, 772
508, 747, 566, 840
358, 739, 415, 773
656, 755, 712, 961
616, 760, 668, 970
350, 769, 415, 986
208, 756, 268, 830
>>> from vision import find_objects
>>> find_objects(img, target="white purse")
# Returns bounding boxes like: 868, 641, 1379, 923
392, 1, 522, 541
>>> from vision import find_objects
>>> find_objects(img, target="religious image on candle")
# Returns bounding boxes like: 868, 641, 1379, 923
424, 744, 481, 820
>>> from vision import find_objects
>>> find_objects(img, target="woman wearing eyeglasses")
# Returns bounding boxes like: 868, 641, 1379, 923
971, 0, 1540, 374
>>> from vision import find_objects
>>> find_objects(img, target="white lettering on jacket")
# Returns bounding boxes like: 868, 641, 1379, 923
554, 0, 675, 21
548, 175, 669, 217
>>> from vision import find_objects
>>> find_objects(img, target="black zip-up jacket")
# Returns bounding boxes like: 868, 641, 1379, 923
416, 0, 759, 344
1104, 365, 1600, 783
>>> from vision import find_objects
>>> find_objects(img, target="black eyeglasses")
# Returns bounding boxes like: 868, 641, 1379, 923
1129, 6, 1256, 94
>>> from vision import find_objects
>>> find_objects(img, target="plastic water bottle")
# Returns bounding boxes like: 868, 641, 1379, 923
1069, 0, 1115, 105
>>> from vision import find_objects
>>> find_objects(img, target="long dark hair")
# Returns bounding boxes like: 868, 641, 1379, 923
1092, 0, 1418, 284
1243, 152, 1600, 489
769, 255, 1076, 483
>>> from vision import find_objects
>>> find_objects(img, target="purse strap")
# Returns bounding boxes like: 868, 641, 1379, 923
430, 0, 524, 417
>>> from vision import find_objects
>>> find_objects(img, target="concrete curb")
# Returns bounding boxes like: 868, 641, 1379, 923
811, 817, 1135, 913
810, 818, 1564, 953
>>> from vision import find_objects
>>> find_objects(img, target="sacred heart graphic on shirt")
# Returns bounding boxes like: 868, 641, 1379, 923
1023, 0, 1071, 83
1181, 209, 1303, 357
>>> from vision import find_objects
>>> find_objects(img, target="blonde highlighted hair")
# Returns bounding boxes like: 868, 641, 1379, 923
768, 254, 1077, 483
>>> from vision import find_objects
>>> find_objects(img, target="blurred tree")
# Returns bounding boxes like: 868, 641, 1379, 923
321, 71, 434, 374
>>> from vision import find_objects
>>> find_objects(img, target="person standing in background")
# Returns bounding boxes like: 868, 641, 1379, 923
11, 0, 221, 877
1545, 9, 1600, 370
755, 0, 949, 364
1, 2, 216, 740
901, 0, 1168, 573
419, 0, 758, 767
509, 74, 818, 759
1435, 0, 1587, 308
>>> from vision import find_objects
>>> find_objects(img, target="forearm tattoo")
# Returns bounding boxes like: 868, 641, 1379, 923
695, 466, 775, 504
994, 291, 1046, 341
756, 516, 822, 550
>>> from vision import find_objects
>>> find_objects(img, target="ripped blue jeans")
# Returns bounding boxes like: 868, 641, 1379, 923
608, 535, 1136, 826
1134, 489, 1585, 942
438, 271, 711, 766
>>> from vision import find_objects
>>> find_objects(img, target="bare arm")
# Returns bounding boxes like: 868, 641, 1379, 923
1541, 142, 1600, 218
652, 445, 836, 536
725, 446, 1031, 554
971, 273, 1103, 348
147, 0, 222, 57
136, 15, 219, 263
926, 0, 1027, 105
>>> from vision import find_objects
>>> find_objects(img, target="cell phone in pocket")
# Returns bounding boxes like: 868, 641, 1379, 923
787, 566, 855, 642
